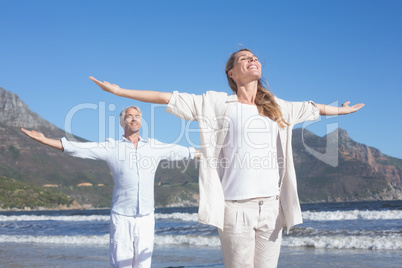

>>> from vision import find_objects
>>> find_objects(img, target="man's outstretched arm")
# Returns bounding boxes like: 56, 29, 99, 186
21, 128, 63, 151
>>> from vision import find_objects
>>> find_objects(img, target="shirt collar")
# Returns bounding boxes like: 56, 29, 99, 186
120, 136, 148, 144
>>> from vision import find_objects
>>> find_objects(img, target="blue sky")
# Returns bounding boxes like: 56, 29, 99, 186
1, 0, 401, 159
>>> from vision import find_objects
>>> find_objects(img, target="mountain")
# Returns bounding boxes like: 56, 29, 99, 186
0, 87, 401, 209
292, 128, 402, 202
0, 87, 113, 208
0, 86, 199, 209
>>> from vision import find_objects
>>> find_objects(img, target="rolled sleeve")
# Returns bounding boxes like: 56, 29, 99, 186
165, 91, 202, 121
61, 137, 76, 154
278, 99, 320, 125
165, 91, 180, 115
60, 137, 109, 160
188, 147, 196, 159
306, 101, 320, 122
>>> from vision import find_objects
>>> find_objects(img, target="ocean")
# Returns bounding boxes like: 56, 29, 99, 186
0, 200, 401, 267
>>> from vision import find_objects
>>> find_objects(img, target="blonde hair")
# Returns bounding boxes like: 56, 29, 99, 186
225, 48, 288, 128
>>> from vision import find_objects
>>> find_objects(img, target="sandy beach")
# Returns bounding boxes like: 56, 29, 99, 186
0, 201, 401, 267
1, 243, 401, 268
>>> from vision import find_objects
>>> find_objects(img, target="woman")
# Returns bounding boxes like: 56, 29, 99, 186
90, 48, 364, 267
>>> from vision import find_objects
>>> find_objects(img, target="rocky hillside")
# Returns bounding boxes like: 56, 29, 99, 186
0, 86, 401, 209
293, 128, 402, 202
0, 87, 113, 208
0, 86, 199, 209
0, 88, 59, 130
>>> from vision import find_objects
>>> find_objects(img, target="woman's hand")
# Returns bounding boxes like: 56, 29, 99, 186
317, 101, 365, 116
21, 128, 47, 143
89, 76, 173, 104
89, 76, 121, 96
339, 101, 365, 114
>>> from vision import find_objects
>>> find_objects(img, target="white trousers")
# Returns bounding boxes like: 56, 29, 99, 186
218, 196, 284, 268
109, 212, 155, 268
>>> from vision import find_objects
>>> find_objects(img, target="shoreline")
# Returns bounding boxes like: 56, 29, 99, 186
0, 206, 110, 212
2, 198, 401, 212
1, 242, 401, 268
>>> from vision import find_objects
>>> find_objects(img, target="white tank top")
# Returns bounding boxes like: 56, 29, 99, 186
220, 103, 280, 200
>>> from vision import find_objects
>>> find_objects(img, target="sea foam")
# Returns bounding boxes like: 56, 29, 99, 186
302, 209, 402, 221
283, 235, 402, 250
1, 233, 399, 250
0, 234, 109, 245
1, 210, 400, 223
0, 215, 109, 222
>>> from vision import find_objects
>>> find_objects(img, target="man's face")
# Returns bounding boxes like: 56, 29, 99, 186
121, 108, 142, 134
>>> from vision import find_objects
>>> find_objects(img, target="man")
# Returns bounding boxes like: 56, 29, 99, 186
22, 105, 198, 268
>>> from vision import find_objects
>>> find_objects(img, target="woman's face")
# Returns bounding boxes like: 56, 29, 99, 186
228, 50, 262, 84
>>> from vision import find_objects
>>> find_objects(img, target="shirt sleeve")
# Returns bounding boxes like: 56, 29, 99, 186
61, 137, 110, 161
277, 98, 320, 125
163, 145, 195, 161
150, 139, 195, 161
165, 91, 205, 121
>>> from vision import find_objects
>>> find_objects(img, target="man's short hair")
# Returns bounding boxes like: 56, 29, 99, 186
120, 106, 142, 122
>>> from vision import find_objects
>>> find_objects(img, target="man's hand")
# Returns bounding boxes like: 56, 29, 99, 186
21, 128, 64, 151
194, 149, 201, 159
89, 76, 121, 95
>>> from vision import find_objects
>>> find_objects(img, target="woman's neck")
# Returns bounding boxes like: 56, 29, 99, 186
236, 81, 258, 105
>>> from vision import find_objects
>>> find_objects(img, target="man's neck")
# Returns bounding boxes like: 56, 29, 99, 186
124, 132, 140, 147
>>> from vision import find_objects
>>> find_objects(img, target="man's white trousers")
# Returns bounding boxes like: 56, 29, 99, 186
109, 212, 155, 268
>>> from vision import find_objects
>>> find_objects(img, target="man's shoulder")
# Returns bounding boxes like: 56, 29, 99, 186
144, 138, 163, 145
102, 138, 123, 147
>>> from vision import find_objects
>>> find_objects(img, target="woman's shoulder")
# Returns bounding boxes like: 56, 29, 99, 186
204, 90, 231, 97
274, 96, 288, 106
173, 90, 231, 100
204, 90, 237, 103
274, 96, 295, 114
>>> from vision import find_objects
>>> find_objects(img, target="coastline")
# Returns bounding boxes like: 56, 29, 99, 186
2, 198, 401, 212
0, 205, 110, 212
1, 239, 401, 268
1, 201, 401, 268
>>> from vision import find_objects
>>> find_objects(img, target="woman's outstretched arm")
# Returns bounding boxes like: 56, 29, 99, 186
316, 101, 365, 116
89, 76, 173, 104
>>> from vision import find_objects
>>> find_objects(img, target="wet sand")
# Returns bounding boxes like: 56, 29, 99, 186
0, 243, 401, 268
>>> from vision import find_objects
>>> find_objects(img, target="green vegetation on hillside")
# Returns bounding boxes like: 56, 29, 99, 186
59, 184, 113, 208
155, 182, 199, 207
0, 176, 75, 209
